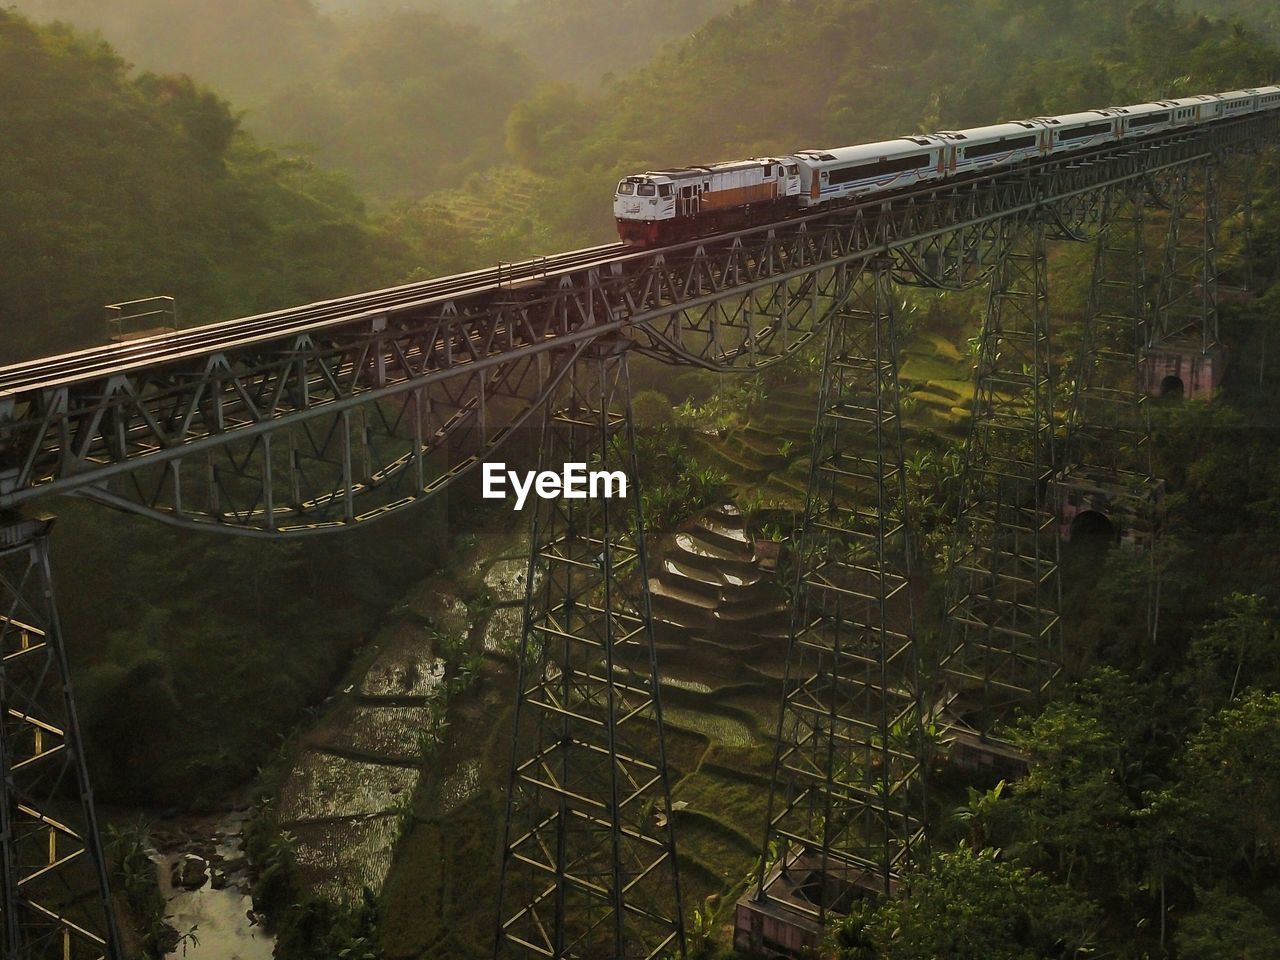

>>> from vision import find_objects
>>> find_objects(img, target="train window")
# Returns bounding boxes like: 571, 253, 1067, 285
658, 184, 673, 198
1128, 112, 1170, 128
786, 164, 799, 175
963, 134, 1036, 159
827, 153, 931, 186
638, 183, 656, 197
617, 182, 635, 195
1059, 121, 1111, 141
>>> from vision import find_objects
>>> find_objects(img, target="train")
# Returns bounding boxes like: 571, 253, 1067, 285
613, 85, 1280, 247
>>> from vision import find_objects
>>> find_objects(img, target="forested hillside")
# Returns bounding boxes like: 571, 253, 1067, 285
10, 0, 738, 200
1189, 0, 1280, 37
8, 0, 535, 200
0, 8, 469, 805
0, 9, 498, 363
13, 0, 330, 99
254, 11, 535, 200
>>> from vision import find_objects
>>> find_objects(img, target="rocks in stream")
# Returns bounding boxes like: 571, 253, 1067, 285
404, 587, 471, 639
170, 854, 209, 891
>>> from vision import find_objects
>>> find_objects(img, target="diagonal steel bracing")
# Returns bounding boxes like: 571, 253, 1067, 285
741, 260, 924, 953
0, 514, 120, 960
495, 340, 684, 960
940, 216, 1063, 735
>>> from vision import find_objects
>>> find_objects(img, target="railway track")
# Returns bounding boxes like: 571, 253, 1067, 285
0, 241, 625, 395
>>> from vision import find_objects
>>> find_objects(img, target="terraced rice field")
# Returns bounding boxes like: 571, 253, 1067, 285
899, 329, 974, 438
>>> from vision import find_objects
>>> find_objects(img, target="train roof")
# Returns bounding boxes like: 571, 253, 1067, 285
642, 156, 791, 179
1033, 110, 1115, 126
1106, 101, 1176, 115
935, 120, 1045, 141
792, 137, 938, 165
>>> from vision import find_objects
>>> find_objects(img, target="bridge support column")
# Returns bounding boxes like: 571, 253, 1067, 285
0, 512, 120, 960
737, 260, 925, 959
1056, 197, 1164, 550
1148, 161, 1225, 399
495, 340, 685, 960
939, 215, 1062, 747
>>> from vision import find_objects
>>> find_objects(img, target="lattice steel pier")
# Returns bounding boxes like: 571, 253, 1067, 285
1148, 161, 1224, 398
0, 513, 120, 960
495, 340, 685, 960
1055, 190, 1164, 567
737, 261, 925, 957
939, 216, 1063, 749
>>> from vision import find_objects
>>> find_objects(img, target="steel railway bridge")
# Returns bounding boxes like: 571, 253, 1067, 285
0, 108, 1276, 959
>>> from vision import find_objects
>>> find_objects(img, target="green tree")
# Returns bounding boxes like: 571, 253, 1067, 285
831, 846, 1098, 960
1175, 690, 1280, 880
1182, 593, 1280, 706
1174, 887, 1280, 960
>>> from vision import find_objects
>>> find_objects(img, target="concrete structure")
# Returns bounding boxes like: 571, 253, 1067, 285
1145, 342, 1228, 399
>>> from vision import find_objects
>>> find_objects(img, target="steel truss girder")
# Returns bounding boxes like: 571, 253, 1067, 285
495, 342, 684, 960
73, 343, 586, 537
940, 216, 1063, 731
1, 114, 1277, 536
0, 515, 120, 960
755, 260, 925, 923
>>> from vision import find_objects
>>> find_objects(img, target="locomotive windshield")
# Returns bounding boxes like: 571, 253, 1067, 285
617, 182, 635, 195
638, 184, 656, 196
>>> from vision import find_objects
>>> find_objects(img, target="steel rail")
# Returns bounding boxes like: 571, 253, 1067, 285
0, 243, 623, 394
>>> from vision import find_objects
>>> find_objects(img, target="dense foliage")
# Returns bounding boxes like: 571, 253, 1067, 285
0, 8, 503, 363
1188, 0, 1280, 37
10, 0, 736, 200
